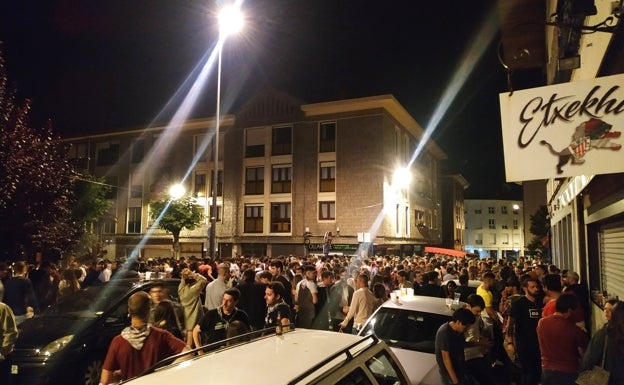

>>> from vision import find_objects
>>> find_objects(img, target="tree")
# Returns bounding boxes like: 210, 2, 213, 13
0, 53, 78, 260
526, 205, 550, 259
149, 195, 204, 258
69, 175, 113, 258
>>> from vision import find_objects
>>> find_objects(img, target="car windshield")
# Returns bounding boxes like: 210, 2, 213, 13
42, 284, 129, 318
361, 307, 450, 353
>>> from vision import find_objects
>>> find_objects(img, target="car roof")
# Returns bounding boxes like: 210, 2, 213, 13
379, 295, 459, 316
125, 330, 379, 385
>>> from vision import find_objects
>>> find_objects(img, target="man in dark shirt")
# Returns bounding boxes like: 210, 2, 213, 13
3, 261, 38, 324
419, 271, 445, 298
312, 270, 334, 330
236, 269, 266, 330
264, 281, 291, 330
269, 260, 293, 308
506, 277, 542, 385
193, 287, 250, 352
435, 308, 476, 385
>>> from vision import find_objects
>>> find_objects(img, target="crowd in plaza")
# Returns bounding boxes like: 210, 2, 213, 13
0, 252, 623, 385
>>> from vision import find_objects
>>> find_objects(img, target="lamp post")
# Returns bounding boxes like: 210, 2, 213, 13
209, 4, 243, 259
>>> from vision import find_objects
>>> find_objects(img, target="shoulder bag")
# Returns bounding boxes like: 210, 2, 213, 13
576, 333, 610, 385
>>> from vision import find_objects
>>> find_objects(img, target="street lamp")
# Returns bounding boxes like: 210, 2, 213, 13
209, 3, 244, 259
169, 183, 186, 200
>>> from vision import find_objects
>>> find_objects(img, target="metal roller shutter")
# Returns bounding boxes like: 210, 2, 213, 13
599, 222, 624, 299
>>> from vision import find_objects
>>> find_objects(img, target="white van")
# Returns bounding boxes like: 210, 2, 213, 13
122, 329, 409, 385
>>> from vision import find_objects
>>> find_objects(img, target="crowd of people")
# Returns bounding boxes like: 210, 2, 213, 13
0, 252, 623, 385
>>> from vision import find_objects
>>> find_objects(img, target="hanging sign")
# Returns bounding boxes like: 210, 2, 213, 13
499, 74, 623, 181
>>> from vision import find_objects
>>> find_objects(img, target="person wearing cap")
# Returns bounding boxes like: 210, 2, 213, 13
204, 263, 231, 310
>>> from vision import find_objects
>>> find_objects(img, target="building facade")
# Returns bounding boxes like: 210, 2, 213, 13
66, 92, 448, 260
440, 174, 469, 252
464, 199, 525, 260
498, 0, 624, 333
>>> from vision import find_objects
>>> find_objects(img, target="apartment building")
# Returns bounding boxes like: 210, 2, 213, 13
66, 91, 448, 260
464, 199, 525, 260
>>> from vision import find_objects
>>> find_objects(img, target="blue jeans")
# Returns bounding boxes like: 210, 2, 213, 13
541, 369, 578, 385
439, 369, 470, 385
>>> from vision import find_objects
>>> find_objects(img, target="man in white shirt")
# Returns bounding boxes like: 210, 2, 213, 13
339, 273, 375, 334
204, 263, 231, 310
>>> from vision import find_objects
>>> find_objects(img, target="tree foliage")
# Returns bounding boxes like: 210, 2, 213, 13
70, 175, 113, 257
0, 55, 77, 259
149, 195, 204, 245
526, 205, 550, 258
0, 51, 112, 260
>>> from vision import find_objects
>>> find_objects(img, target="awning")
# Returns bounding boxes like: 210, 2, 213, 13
424, 247, 466, 258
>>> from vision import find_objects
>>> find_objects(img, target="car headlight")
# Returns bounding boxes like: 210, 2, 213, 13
40, 335, 74, 356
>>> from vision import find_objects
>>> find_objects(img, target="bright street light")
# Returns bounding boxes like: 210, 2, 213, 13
218, 4, 244, 37
512, 204, 520, 210
169, 184, 186, 200
393, 167, 412, 190
210, 3, 244, 259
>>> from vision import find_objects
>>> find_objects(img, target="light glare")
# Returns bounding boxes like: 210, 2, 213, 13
169, 184, 186, 200
219, 5, 244, 37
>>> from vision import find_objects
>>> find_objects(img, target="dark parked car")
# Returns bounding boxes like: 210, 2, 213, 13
7, 278, 181, 385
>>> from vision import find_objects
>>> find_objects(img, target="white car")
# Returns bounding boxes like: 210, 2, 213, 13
359, 295, 463, 385
123, 329, 409, 385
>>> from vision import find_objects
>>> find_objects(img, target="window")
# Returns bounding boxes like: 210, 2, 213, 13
130, 184, 142, 199
244, 205, 263, 233
501, 206, 508, 214
131, 140, 144, 163
488, 207, 495, 214
68, 142, 89, 168
271, 202, 291, 233
245, 167, 264, 195
272, 125, 292, 155
488, 233, 497, 244
474, 209, 482, 214
68, 142, 88, 159
513, 219, 519, 229
209, 205, 222, 221
319, 162, 335, 192
513, 207, 520, 215
366, 351, 407, 385
104, 176, 118, 200
502, 224, 508, 229
335, 368, 370, 385
319, 121, 336, 152
210, 170, 223, 197
271, 165, 291, 193
194, 172, 206, 198
488, 219, 496, 229
96, 142, 120, 167
245, 128, 265, 158
319, 201, 335, 220
194, 134, 208, 162
501, 234, 509, 244
101, 217, 116, 234
415, 209, 425, 226
127, 207, 141, 234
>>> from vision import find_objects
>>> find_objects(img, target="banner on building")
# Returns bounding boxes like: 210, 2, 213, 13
499, 74, 623, 181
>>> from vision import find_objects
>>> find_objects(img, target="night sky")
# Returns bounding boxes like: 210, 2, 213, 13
0, 0, 541, 198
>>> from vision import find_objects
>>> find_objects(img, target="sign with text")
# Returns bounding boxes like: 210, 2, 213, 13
499, 74, 623, 181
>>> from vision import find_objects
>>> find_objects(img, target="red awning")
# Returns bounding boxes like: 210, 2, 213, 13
424, 247, 466, 258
